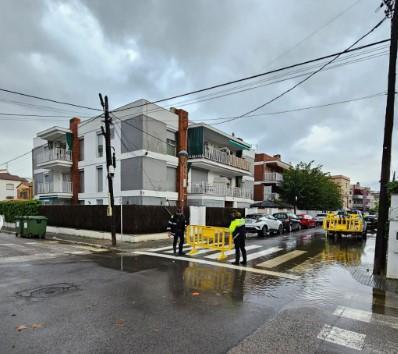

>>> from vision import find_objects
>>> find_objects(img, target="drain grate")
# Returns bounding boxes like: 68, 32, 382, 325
16, 283, 78, 298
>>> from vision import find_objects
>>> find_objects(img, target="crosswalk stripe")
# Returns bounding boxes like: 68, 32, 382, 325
290, 254, 323, 273
190, 248, 217, 256
334, 306, 398, 330
257, 250, 307, 268
228, 247, 282, 263
164, 247, 192, 254
317, 324, 365, 351
134, 251, 300, 280
205, 244, 262, 259
149, 245, 174, 252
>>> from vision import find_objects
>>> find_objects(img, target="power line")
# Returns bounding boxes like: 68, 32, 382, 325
0, 88, 101, 112
0, 150, 32, 167
217, 17, 387, 125
111, 38, 390, 113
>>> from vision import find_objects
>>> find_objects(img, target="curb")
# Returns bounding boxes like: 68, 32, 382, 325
51, 236, 123, 252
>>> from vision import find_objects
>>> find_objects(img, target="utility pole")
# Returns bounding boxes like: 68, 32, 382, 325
99, 94, 117, 246
374, 0, 398, 275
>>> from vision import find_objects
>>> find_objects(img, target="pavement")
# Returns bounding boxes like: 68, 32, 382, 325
1, 228, 398, 353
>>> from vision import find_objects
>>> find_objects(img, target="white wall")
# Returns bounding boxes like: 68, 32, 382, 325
0, 179, 20, 200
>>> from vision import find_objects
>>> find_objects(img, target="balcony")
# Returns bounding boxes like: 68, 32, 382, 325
264, 172, 283, 184
190, 183, 253, 200
264, 193, 279, 201
189, 145, 250, 172
36, 148, 72, 169
37, 182, 72, 195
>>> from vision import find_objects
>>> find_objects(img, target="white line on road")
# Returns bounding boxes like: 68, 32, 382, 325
0, 253, 60, 264
205, 244, 261, 259
334, 306, 398, 330
25, 242, 39, 245
149, 244, 191, 252
228, 247, 282, 263
164, 247, 192, 254
317, 324, 366, 351
134, 251, 300, 280
257, 250, 307, 268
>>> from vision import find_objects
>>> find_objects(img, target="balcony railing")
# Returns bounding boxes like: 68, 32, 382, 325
190, 183, 253, 199
36, 181, 72, 194
37, 148, 72, 164
264, 193, 279, 201
189, 145, 250, 171
264, 172, 283, 184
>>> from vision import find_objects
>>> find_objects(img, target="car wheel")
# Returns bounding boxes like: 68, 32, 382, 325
278, 225, 283, 235
288, 224, 292, 233
297, 224, 302, 231
261, 225, 268, 237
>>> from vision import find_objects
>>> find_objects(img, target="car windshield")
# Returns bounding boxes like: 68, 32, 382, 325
246, 215, 262, 221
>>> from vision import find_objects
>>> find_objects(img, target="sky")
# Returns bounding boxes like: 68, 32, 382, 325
0, 0, 395, 190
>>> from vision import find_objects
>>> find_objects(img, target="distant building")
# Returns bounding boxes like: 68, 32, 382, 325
330, 175, 351, 209
351, 182, 371, 211
253, 153, 290, 204
368, 190, 380, 211
0, 169, 27, 201
17, 181, 33, 200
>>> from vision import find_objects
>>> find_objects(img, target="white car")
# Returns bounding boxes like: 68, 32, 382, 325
245, 214, 283, 237
314, 213, 327, 226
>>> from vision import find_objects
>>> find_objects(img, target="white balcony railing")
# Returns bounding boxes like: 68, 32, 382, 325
37, 181, 72, 194
189, 145, 250, 171
37, 148, 72, 164
264, 172, 283, 184
190, 183, 253, 199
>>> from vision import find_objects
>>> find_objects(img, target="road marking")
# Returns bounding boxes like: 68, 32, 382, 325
164, 247, 192, 254
67, 251, 91, 255
334, 306, 398, 330
0, 253, 60, 264
149, 244, 190, 252
190, 248, 217, 256
257, 250, 307, 268
134, 251, 300, 280
317, 324, 365, 351
228, 247, 282, 263
290, 254, 323, 273
205, 244, 261, 259
71, 245, 108, 253
25, 242, 39, 245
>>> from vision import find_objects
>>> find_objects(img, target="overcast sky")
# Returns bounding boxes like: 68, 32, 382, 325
0, 0, 395, 189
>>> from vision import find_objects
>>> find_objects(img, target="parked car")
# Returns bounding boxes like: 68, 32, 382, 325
272, 212, 301, 233
245, 214, 283, 237
314, 213, 327, 226
297, 214, 316, 228
364, 214, 377, 231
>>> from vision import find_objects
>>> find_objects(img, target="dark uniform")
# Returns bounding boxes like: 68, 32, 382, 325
167, 211, 187, 255
229, 212, 247, 265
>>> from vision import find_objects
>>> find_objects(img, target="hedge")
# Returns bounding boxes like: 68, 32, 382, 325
0, 200, 41, 222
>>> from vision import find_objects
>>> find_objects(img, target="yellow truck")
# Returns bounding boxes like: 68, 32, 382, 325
322, 210, 367, 240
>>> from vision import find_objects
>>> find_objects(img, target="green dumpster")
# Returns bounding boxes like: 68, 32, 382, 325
23, 216, 48, 239
15, 216, 25, 237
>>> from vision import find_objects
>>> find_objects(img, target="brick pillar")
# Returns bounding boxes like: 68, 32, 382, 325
173, 108, 189, 209
70, 117, 81, 205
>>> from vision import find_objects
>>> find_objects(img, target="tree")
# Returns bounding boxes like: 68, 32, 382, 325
280, 161, 342, 211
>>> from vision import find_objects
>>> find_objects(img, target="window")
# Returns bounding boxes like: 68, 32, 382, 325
97, 132, 103, 158
166, 130, 176, 156
6, 183, 14, 190
97, 166, 103, 192
96, 199, 103, 205
79, 138, 84, 161
79, 170, 84, 193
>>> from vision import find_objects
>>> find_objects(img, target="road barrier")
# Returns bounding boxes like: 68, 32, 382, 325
323, 212, 364, 235
186, 225, 233, 260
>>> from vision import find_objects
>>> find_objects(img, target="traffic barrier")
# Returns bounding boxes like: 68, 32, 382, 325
186, 225, 233, 260
323, 212, 363, 235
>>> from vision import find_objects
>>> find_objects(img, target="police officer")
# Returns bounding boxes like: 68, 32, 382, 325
229, 211, 247, 265
167, 208, 187, 255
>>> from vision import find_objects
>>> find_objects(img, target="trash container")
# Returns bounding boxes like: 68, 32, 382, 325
24, 216, 48, 239
15, 216, 25, 237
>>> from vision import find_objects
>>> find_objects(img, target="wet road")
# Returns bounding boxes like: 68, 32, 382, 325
1, 229, 398, 353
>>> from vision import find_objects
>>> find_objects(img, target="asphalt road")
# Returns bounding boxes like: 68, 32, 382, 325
1, 229, 398, 353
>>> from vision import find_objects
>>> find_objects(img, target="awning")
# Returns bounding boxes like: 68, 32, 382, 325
228, 139, 250, 150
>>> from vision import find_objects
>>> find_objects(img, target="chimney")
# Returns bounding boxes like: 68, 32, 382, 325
273, 154, 281, 160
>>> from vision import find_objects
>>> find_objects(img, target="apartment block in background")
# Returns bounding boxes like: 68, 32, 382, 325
187, 123, 254, 208
351, 182, 371, 211
253, 153, 290, 203
0, 169, 28, 201
330, 175, 351, 210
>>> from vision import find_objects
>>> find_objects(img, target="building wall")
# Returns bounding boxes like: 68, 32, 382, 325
0, 179, 20, 200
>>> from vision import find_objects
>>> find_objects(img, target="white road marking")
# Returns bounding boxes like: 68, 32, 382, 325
317, 324, 365, 351
290, 254, 323, 273
25, 242, 39, 245
71, 245, 108, 253
257, 250, 307, 268
164, 247, 192, 254
149, 244, 191, 252
134, 251, 300, 280
205, 244, 261, 259
0, 253, 60, 264
189, 248, 216, 256
334, 306, 398, 330
67, 251, 91, 255
228, 247, 282, 263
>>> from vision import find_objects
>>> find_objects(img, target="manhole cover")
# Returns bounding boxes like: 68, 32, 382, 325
16, 283, 78, 298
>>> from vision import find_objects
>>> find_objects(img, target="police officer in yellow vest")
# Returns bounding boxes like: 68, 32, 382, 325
229, 211, 247, 265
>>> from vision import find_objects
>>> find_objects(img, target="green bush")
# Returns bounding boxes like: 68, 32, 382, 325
0, 200, 41, 223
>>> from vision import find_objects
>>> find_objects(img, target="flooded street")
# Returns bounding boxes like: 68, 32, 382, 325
1, 229, 398, 353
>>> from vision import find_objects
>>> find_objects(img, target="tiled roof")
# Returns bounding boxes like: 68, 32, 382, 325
0, 172, 28, 182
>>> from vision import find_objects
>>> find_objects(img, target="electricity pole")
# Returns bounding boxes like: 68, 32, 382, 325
99, 94, 117, 246
374, 0, 398, 275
